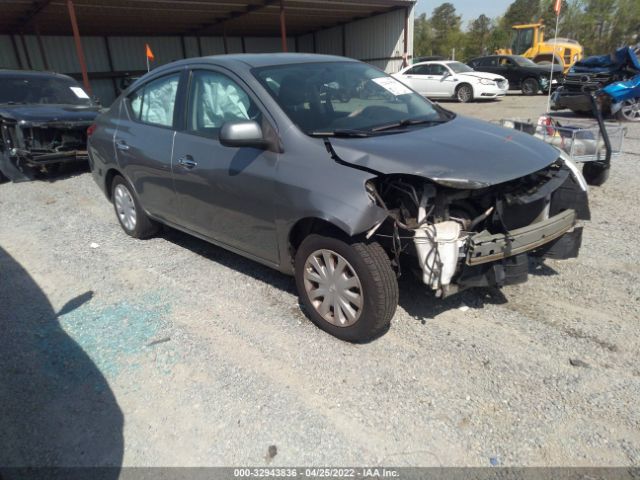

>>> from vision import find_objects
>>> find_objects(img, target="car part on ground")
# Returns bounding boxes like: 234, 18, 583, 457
0, 70, 101, 182
89, 53, 590, 342
551, 45, 640, 122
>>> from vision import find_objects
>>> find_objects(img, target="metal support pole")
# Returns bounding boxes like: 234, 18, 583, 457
10, 35, 24, 69
67, 0, 91, 94
341, 24, 346, 56
197, 36, 203, 56
279, 0, 287, 52
19, 34, 33, 69
403, 6, 409, 67
223, 27, 229, 54
35, 25, 49, 70
103, 36, 118, 97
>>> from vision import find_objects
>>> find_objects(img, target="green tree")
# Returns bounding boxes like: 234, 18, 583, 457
414, 13, 433, 57
502, 0, 540, 27
463, 14, 493, 58
430, 2, 462, 57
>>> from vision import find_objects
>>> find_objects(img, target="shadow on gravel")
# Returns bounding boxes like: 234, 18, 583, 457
398, 275, 508, 324
0, 247, 123, 477
161, 227, 297, 295
160, 227, 514, 330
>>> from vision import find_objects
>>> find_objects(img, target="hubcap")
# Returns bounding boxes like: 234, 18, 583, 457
303, 249, 363, 327
621, 98, 640, 121
114, 184, 137, 232
458, 87, 471, 102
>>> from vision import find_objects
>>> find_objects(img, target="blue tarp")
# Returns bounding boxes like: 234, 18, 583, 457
571, 46, 640, 74
602, 74, 640, 102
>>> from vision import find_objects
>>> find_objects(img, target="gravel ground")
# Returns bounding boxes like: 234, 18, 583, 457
1, 93, 639, 468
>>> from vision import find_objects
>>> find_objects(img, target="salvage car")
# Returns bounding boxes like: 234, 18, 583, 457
88, 54, 590, 342
392, 60, 508, 102
467, 55, 563, 95
551, 45, 640, 122
0, 70, 100, 182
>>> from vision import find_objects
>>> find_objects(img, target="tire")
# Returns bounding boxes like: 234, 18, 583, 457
456, 84, 473, 103
582, 162, 610, 186
111, 175, 159, 239
615, 97, 640, 122
521, 77, 539, 96
294, 234, 398, 342
0, 169, 7, 184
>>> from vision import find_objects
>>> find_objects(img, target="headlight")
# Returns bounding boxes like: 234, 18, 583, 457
431, 177, 490, 189
479, 78, 495, 85
556, 148, 588, 192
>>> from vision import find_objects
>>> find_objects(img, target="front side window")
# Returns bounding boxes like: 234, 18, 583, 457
427, 64, 447, 76
128, 73, 180, 128
186, 70, 258, 138
254, 62, 446, 135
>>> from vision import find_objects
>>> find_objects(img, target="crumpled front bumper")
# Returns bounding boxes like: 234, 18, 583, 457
466, 209, 577, 266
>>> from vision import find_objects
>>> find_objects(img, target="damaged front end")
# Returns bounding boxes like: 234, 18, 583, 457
0, 118, 92, 182
366, 156, 589, 297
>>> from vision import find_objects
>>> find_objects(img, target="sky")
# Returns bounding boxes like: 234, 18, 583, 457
415, 0, 513, 25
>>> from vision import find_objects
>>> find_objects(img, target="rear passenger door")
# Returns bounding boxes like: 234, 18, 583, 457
171, 67, 279, 263
114, 71, 184, 224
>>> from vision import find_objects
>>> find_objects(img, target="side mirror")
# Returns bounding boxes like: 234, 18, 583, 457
219, 120, 267, 149
442, 70, 451, 79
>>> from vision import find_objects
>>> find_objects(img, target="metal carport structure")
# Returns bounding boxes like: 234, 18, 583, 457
0, 0, 415, 104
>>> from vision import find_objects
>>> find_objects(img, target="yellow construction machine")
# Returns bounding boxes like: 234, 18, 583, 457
496, 23, 584, 73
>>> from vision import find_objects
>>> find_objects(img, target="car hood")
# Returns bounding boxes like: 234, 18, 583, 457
329, 115, 560, 187
0, 104, 100, 124
458, 71, 506, 82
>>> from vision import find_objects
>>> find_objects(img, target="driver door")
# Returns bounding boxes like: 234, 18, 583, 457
171, 68, 279, 263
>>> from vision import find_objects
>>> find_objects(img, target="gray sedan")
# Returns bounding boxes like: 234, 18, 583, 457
88, 53, 590, 342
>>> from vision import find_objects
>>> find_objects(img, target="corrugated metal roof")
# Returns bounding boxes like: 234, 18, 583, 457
0, 0, 415, 36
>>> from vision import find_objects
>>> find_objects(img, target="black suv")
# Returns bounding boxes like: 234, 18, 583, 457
468, 55, 564, 95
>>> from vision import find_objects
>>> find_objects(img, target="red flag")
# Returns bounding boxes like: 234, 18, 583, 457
145, 43, 155, 61
554, 0, 562, 15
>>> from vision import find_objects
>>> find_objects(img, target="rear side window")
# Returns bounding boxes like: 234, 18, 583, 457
480, 57, 498, 67
405, 65, 429, 75
128, 73, 180, 128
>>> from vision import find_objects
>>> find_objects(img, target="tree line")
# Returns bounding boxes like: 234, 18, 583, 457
414, 0, 640, 61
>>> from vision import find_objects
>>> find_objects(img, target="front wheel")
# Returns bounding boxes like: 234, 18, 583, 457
456, 84, 473, 103
522, 77, 539, 96
294, 234, 398, 342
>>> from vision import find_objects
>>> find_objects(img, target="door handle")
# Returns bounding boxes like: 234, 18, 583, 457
177, 155, 197, 169
115, 140, 130, 151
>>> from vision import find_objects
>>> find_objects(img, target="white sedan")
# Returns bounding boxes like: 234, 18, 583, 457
393, 61, 509, 103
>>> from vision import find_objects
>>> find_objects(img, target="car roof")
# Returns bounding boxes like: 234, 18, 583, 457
0, 69, 77, 80
411, 60, 457, 66
156, 53, 353, 71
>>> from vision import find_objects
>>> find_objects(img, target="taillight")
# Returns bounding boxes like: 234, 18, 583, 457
87, 123, 97, 137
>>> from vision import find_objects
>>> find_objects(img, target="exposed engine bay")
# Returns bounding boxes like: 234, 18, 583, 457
0, 119, 91, 181
365, 158, 589, 297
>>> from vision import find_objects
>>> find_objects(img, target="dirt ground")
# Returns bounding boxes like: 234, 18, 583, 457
1, 93, 639, 468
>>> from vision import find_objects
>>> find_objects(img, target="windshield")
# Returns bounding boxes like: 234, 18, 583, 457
512, 55, 537, 67
448, 62, 474, 73
0, 76, 92, 106
254, 62, 447, 135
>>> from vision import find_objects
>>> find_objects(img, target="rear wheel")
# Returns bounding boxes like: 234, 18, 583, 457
111, 175, 160, 239
456, 84, 473, 103
615, 98, 640, 122
522, 77, 539, 96
294, 234, 398, 342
